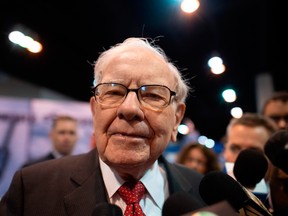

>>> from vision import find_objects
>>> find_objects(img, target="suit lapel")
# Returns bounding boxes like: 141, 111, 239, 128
63, 149, 108, 216
159, 155, 194, 193
63, 152, 198, 215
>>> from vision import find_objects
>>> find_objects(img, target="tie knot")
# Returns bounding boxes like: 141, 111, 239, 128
118, 181, 146, 204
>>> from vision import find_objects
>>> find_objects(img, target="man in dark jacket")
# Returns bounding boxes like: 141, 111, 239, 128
22, 115, 79, 167
0, 37, 206, 215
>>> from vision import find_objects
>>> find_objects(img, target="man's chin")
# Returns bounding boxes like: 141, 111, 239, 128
106, 155, 149, 168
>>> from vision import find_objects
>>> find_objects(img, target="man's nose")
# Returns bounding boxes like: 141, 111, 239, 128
117, 92, 144, 121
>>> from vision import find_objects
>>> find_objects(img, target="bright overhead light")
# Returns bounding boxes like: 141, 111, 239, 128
222, 89, 237, 103
180, 0, 200, 13
8, 29, 43, 53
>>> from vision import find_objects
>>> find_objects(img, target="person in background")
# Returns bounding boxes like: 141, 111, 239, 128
0, 37, 206, 215
222, 112, 278, 213
222, 112, 277, 164
176, 142, 221, 175
262, 91, 288, 130
22, 115, 79, 167
262, 91, 288, 215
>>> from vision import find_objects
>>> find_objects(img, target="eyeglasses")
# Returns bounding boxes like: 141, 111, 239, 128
92, 83, 176, 110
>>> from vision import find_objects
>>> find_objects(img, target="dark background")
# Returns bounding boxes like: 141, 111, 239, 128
0, 0, 286, 141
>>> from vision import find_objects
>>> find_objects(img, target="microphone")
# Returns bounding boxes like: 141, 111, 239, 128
92, 203, 123, 216
233, 148, 268, 190
162, 191, 203, 216
199, 171, 272, 216
264, 129, 288, 174
181, 200, 238, 216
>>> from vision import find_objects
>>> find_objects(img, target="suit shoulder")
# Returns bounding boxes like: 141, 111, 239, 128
22, 153, 55, 168
22, 149, 96, 175
171, 162, 204, 179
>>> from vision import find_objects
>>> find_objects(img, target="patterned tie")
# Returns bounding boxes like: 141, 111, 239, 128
118, 181, 146, 216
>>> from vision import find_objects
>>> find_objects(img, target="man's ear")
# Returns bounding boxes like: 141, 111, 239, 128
171, 103, 186, 142
90, 96, 96, 115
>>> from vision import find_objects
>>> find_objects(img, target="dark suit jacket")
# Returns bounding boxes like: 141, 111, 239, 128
0, 149, 206, 216
22, 152, 56, 168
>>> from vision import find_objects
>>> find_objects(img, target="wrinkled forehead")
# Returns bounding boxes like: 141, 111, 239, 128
101, 43, 167, 68
96, 45, 177, 85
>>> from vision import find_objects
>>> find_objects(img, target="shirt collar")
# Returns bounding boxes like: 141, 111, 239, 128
99, 157, 166, 208
51, 149, 63, 159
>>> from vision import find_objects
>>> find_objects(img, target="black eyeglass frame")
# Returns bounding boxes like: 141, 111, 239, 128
92, 82, 177, 109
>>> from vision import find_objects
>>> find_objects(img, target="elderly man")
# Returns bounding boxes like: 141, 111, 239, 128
0, 38, 206, 215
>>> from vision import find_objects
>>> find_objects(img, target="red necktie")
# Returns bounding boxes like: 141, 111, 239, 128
118, 181, 146, 216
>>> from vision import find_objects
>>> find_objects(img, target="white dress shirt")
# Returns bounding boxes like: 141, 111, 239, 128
99, 157, 169, 216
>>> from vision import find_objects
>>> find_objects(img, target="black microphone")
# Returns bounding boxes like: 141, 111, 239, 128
181, 200, 238, 216
233, 148, 268, 190
199, 171, 272, 216
264, 129, 288, 174
92, 203, 123, 216
162, 191, 203, 216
